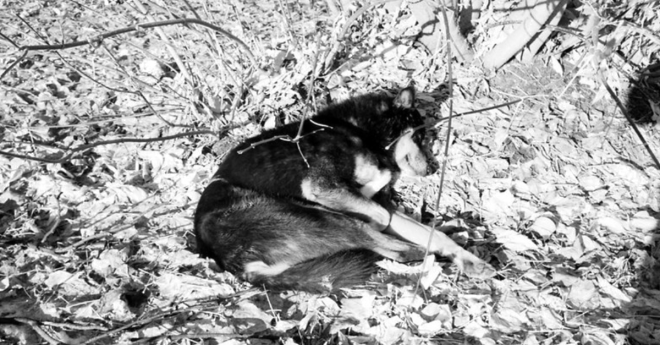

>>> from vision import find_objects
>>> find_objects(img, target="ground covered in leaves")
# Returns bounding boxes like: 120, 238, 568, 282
1, 0, 660, 344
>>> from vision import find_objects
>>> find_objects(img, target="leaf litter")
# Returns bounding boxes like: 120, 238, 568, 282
1, 0, 660, 344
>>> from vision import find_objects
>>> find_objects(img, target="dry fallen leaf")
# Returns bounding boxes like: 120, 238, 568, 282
529, 216, 556, 238
492, 228, 539, 252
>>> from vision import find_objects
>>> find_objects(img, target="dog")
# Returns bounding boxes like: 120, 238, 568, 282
194, 178, 424, 292
215, 88, 427, 231
195, 88, 495, 292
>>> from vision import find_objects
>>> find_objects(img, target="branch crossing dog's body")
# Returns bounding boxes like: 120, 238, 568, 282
195, 88, 495, 292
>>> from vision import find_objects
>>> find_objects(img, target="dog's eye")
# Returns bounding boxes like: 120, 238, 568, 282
412, 132, 425, 145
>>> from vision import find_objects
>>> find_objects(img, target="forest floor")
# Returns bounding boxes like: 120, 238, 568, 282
1, 0, 660, 344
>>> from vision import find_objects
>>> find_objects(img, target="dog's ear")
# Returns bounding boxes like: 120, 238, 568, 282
394, 87, 415, 109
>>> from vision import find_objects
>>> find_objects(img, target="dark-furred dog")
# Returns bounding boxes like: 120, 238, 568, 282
195, 88, 495, 292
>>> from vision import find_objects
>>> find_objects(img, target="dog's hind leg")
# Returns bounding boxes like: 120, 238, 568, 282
386, 212, 496, 279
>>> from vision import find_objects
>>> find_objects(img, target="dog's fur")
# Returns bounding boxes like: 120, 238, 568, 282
195, 178, 423, 292
216, 88, 427, 230
195, 88, 494, 293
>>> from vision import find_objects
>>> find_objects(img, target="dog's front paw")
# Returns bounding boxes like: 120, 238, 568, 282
453, 250, 496, 279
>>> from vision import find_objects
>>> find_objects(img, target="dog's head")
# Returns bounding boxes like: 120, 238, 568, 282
320, 87, 431, 176
383, 88, 429, 177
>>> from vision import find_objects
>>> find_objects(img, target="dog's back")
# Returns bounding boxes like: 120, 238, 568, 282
214, 88, 428, 229
215, 117, 392, 201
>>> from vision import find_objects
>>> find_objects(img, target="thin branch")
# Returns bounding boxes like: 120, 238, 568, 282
80, 306, 205, 345
296, 140, 311, 168
0, 31, 20, 48
237, 33, 326, 158
236, 135, 290, 155
0, 49, 27, 80
2, 18, 255, 80
294, 32, 323, 140
132, 0, 192, 83
0, 129, 220, 164
615, 18, 660, 45
56, 179, 200, 253
597, 71, 660, 170
324, 0, 399, 70
15, 318, 62, 345
41, 320, 108, 331
3, 112, 162, 129
338, 0, 400, 40
236, 128, 326, 155
13, 14, 196, 136
98, 41, 178, 128
385, 98, 524, 150
413, 0, 456, 302
19, 19, 254, 61
55, 222, 134, 253
183, 0, 203, 20
147, 333, 247, 343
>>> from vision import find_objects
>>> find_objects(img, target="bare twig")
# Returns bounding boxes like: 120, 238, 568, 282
0, 129, 219, 164
430, 0, 458, 265
413, 0, 457, 302
11, 13, 195, 130
237, 32, 326, 162
385, 99, 524, 150
55, 222, 135, 253
338, 0, 399, 40
236, 128, 326, 155
41, 320, 107, 331
615, 18, 660, 45
1, 18, 255, 80
324, 0, 400, 71
13, 13, 198, 139
597, 71, 660, 170
183, 0, 202, 20
140, 333, 247, 343
41, 203, 61, 244
55, 177, 201, 253
277, 0, 299, 48
98, 41, 180, 128
236, 135, 290, 155
132, 0, 192, 82
0, 31, 20, 48
4, 112, 160, 129
15, 318, 62, 345
0, 49, 27, 80
80, 306, 204, 344
294, 32, 323, 140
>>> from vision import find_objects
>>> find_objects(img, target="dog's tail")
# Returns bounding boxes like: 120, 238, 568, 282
250, 249, 382, 293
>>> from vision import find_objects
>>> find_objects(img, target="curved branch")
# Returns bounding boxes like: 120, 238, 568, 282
0, 49, 27, 80
324, 0, 400, 71
597, 71, 660, 170
0, 129, 220, 164
483, 0, 567, 70
20, 18, 254, 61
15, 318, 61, 345
1, 18, 255, 80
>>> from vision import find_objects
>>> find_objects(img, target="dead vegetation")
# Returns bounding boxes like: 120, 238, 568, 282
1, 0, 660, 344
